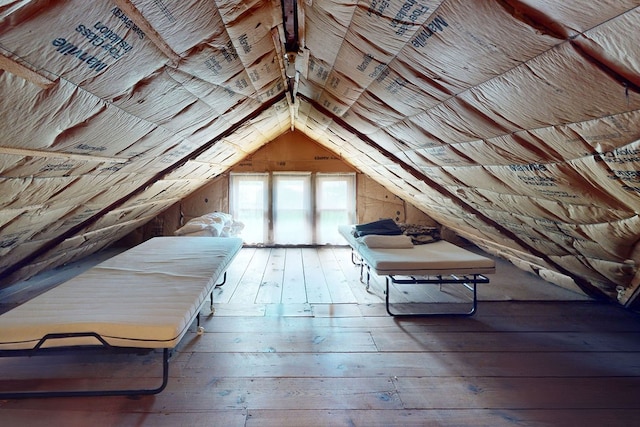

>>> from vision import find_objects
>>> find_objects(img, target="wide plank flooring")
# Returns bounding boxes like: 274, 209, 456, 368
1, 246, 640, 427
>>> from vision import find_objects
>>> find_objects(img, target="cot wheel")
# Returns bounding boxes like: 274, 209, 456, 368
197, 326, 205, 335
210, 305, 215, 315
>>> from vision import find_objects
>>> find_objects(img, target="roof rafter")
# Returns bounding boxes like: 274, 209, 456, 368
112, 0, 181, 63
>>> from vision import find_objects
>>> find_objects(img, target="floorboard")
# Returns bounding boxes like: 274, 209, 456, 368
282, 248, 307, 303
1, 245, 639, 427
255, 247, 285, 304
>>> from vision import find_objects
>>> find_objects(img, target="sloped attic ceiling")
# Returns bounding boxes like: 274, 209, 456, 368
1, 1, 640, 308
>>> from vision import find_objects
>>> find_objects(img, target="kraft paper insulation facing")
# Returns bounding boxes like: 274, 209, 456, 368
1, 1, 640, 308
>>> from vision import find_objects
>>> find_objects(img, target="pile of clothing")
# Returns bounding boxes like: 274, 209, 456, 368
352, 218, 440, 245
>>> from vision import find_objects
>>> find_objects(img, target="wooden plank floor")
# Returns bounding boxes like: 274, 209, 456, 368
1, 246, 640, 426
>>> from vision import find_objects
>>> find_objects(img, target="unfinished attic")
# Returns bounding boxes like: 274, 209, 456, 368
1, 0, 640, 418
1, 0, 640, 307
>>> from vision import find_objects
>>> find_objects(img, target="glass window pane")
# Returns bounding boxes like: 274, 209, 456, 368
316, 173, 356, 244
273, 173, 311, 244
230, 173, 268, 244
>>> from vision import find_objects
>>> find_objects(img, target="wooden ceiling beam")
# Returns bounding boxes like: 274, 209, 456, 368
112, 0, 181, 64
0, 146, 126, 163
0, 53, 56, 89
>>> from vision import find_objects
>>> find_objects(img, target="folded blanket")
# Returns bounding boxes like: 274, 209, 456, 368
354, 218, 403, 237
358, 234, 414, 248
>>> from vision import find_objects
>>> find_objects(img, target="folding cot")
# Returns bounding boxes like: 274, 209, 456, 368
338, 225, 495, 317
0, 236, 243, 398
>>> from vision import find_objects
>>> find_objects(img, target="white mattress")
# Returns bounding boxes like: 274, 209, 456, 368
339, 225, 495, 276
0, 236, 243, 350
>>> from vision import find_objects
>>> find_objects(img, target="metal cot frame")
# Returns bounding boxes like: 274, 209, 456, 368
0, 334, 170, 399
351, 248, 491, 317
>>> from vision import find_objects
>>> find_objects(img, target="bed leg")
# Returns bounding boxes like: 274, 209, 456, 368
351, 249, 371, 289
385, 277, 479, 317
215, 272, 228, 287
351, 249, 365, 267
0, 347, 171, 398
359, 264, 371, 290
196, 313, 205, 334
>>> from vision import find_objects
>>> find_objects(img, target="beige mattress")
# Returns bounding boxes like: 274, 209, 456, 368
339, 225, 495, 276
0, 236, 243, 351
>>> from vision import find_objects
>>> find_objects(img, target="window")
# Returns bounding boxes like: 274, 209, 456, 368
230, 172, 355, 245
229, 173, 268, 244
273, 173, 312, 244
316, 173, 356, 244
